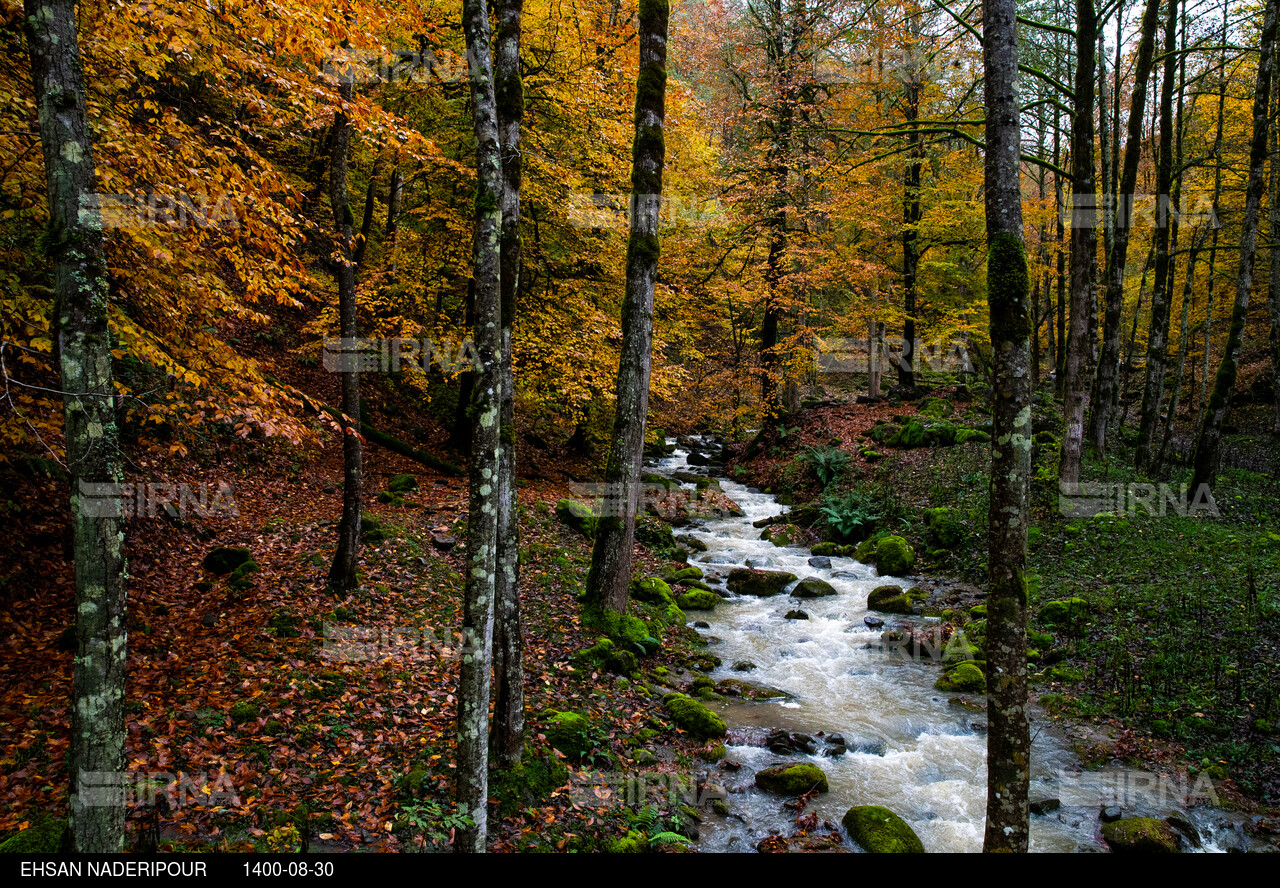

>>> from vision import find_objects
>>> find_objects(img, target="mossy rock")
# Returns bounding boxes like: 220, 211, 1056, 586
836, 544, 857, 557
610, 830, 650, 853
0, 820, 68, 853
715, 678, 790, 701
934, 662, 985, 693
918, 397, 953, 419
922, 421, 958, 447
360, 512, 388, 544
555, 499, 598, 537
203, 546, 252, 574
228, 560, 260, 591
888, 420, 926, 449
571, 637, 637, 675
1100, 817, 1180, 853
229, 701, 259, 724
635, 520, 679, 556
376, 490, 405, 505
662, 692, 727, 740
665, 566, 704, 581
677, 590, 720, 611
811, 542, 838, 557
762, 523, 802, 547
954, 428, 991, 445
1039, 597, 1089, 628
387, 473, 419, 493
969, 604, 988, 618
791, 577, 838, 598
268, 609, 301, 638
678, 536, 709, 553
874, 536, 915, 576
699, 742, 727, 762
1027, 629, 1054, 648
543, 711, 593, 758
488, 753, 569, 819
631, 577, 675, 605
726, 568, 797, 597
923, 507, 964, 548
586, 609, 652, 655
842, 806, 924, 853
867, 585, 912, 614
755, 763, 829, 795
869, 423, 901, 444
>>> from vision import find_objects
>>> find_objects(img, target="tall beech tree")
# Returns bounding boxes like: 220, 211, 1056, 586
491, 0, 526, 767
1060, 0, 1097, 486
1269, 47, 1280, 439
456, 0, 505, 852
1090, 0, 1161, 454
327, 74, 363, 595
1192, 0, 1278, 493
981, 0, 1032, 853
1135, 0, 1182, 471
23, 0, 127, 853
584, 0, 669, 615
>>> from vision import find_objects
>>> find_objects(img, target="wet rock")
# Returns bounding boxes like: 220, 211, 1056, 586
1164, 813, 1201, 849
731, 660, 757, 672
755, 763, 829, 795
791, 576, 838, 598
727, 568, 798, 596
785, 610, 809, 620
863, 615, 885, 629
1100, 806, 1124, 823
808, 555, 833, 569
867, 584, 913, 615
694, 621, 711, 629
848, 739, 886, 756
1101, 817, 1180, 853
1029, 797, 1060, 816
716, 679, 790, 701
842, 806, 924, 853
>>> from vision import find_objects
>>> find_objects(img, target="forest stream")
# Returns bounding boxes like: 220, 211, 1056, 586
652, 442, 1261, 853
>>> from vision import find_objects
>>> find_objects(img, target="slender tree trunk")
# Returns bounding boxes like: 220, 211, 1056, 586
456, 0, 505, 851
583, 0, 668, 615
1135, 0, 1181, 470
1157, 226, 1206, 471
981, 0, 1031, 854
1191, 0, 1278, 493
1060, 0, 1098, 486
1090, 0, 1161, 453
352, 158, 379, 268
327, 76, 363, 595
1119, 246, 1155, 429
1198, 0, 1231, 424
24, 0, 127, 853
900, 66, 922, 390
491, 0, 526, 768
1055, 114, 1067, 394
1269, 41, 1280, 439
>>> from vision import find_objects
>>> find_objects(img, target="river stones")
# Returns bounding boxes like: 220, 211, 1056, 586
717, 679, 790, 701
1100, 817, 1181, 853
934, 662, 986, 693
1029, 797, 1060, 816
754, 763, 829, 795
731, 660, 757, 672
784, 610, 809, 620
727, 568, 798, 596
864, 615, 885, 629
791, 576, 838, 598
841, 806, 925, 853
867, 584, 913, 614
808, 555, 832, 569
662, 693, 727, 740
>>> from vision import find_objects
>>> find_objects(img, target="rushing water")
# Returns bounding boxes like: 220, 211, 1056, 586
653, 444, 1255, 853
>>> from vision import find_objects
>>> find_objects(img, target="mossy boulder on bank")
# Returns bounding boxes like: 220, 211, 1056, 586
677, 590, 720, 611
810, 542, 839, 557
874, 536, 915, 576
662, 692, 727, 740
203, 546, 252, 574
754, 763, 829, 795
1100, 817, 1180, 853
934, 662, 986, 693
867, 584, 912, 614
791, 577, 838, 598
0, 820, 67, 853
555, 500, 598, 537
543, 711, 593, 758
387, 473, 419, 493
488, 754, 569, 819
727, 568, 798, 597
923, 507, 964, 548
1039, 597, 1089, 627
631, 577, 675, 605
842, 806, 924, 853
954, 427, 991, 445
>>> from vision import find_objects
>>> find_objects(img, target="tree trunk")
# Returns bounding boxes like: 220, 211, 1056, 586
1090, 0, 1162, 454
1060, 0, 1097, 487
327, 76, 363, 595
491, 0, 526, 768
900, 69, 922, 391
1269, 38, 1280, 439
1157, 226, 1206, 471
981, 0, 1032, 854
1191, 0, 1278, 493
24, 0, 127, 853
583, 0, 668, 616
1198, 0, 1231, 424
1135, 0, 1181, 470
456, 0, 505, 852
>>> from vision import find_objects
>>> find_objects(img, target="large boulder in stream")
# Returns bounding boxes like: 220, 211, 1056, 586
754, 763, 829, 795
791, 577, 838, 598
1100, 817, 1181, 853
662, 693, 727, 740
867, 584, 913, 614
842, 806, 925, 853
873, 536, 915, 576
727, 568, 798, 597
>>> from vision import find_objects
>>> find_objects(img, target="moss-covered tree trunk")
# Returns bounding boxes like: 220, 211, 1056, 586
1060, 0, 1097, 486
583, 0, 668, 616
1269, 47, 1280, 439
457, 0, 505, 852
491, 0, 526, 768
1135, 0, 1182, 471
1089, 0, 1161, 454
1192, 0, 1278, 492
23, 0, 127, 852
980, 0, 1031, 853
327, 76, 363, 595
900, 72, 922, 392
